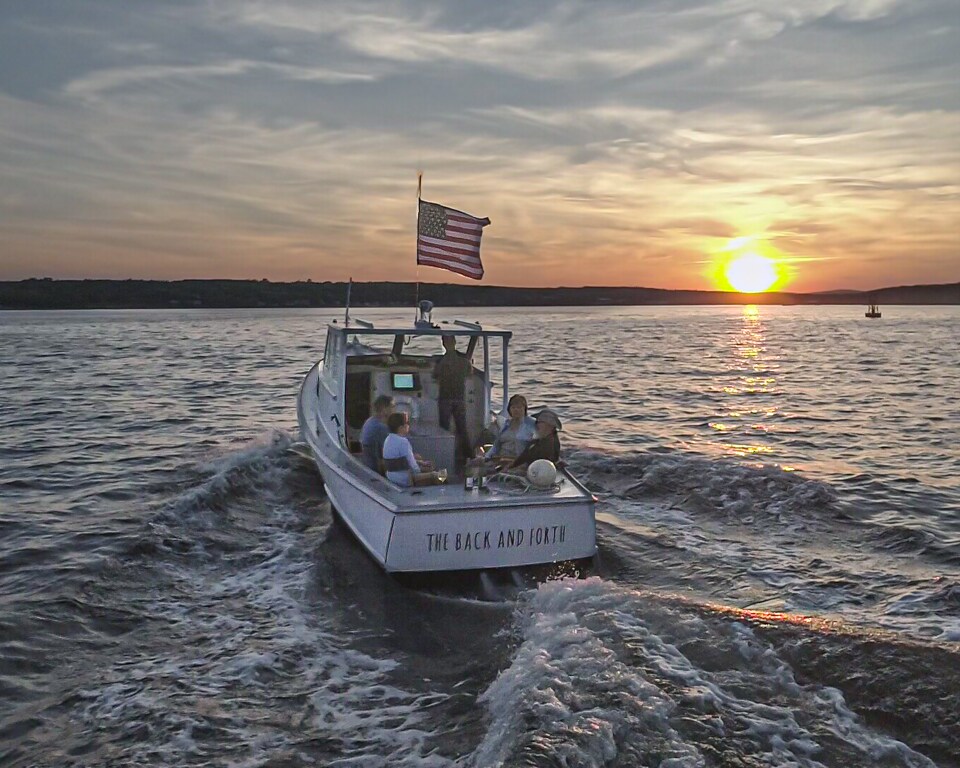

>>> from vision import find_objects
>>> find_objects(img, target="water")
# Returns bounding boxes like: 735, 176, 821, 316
1, 305, 958, 767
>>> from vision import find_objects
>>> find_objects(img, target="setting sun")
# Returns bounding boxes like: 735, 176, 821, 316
725, 254, 778, 293
708, 236, 789, 293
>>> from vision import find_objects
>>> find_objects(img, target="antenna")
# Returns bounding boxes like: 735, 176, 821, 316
344, 277, 353, 326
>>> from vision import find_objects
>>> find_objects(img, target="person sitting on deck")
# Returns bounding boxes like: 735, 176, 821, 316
484, 394, 537, 468
509, 409, 562, 471
382, 412, 441, 487
360, 395, 394, 474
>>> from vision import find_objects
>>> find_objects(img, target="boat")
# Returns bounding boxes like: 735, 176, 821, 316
296, 301, 597, 574
866, 303, 882, 318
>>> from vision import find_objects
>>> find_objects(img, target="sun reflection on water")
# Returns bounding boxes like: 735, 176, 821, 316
715, 305, 782, 458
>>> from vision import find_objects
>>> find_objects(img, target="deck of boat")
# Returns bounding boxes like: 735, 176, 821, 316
318, 440, 591, 513
384, 470, 589, 510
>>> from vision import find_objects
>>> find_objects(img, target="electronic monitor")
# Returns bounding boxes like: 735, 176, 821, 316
392, 372, 416, 391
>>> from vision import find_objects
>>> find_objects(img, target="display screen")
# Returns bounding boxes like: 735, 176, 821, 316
392, 373, 416, 390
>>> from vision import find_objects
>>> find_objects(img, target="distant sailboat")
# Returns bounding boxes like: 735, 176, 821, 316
865, 303, 881, 318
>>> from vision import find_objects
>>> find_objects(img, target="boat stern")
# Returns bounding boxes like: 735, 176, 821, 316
383, 498, 596, 573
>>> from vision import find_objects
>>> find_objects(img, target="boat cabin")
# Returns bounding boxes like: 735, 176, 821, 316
318, 303, 511, 475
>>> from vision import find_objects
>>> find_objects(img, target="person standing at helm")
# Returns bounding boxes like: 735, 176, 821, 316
434, 335, 473, 466
510, 409, 562, 470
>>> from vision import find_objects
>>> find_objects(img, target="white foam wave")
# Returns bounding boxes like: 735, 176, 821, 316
165, 430, 296, 521
467, 578, 935, 768
76, 436, 453, 767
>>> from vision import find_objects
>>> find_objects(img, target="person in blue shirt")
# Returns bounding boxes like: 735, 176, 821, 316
484, 394, 537, 468
360, 395, 394, 473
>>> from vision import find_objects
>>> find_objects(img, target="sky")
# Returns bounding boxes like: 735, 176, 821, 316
1, 0, 958, 292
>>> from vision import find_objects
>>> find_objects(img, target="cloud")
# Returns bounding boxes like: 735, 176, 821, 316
218, 0, 915, 80
0, 0, 957, 289
218, 1, 726, 79
64, 61, 376, 99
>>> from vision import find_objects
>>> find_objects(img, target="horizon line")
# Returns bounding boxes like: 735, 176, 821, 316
6, 276, 959, 296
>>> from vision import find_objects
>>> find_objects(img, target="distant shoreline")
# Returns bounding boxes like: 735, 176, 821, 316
1, 278, 957, 310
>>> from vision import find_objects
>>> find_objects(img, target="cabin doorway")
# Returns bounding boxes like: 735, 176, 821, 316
345, 371, 371, 451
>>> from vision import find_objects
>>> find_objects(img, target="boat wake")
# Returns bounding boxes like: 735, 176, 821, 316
20, 433, 460, 768
570, 447, 839, 522
567, 448, 960, 643
15, 435, 956, 767
466, 578, 952, 768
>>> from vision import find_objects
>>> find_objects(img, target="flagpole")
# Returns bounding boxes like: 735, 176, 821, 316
414, 172, 422, 321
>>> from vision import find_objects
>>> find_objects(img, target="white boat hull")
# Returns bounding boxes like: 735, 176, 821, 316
385, 503, 595, 572
298, 363, 597, 573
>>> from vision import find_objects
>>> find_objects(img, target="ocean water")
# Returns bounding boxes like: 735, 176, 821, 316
1, 305, 958, 767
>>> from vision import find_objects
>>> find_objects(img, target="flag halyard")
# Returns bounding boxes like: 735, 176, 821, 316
417, 200, 490, 280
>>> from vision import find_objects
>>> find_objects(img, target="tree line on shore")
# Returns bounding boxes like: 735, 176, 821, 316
1, 278, 957, 309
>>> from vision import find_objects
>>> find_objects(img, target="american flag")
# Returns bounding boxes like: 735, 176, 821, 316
417, 200, 490, 280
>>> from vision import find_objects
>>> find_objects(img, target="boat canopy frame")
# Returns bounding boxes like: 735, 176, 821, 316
322, 318, 514, 423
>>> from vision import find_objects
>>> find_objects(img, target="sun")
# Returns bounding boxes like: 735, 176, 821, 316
724, 253, 778, 293
707, 235, 790, 292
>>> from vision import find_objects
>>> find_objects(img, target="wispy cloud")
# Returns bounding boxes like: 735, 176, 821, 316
65, 61, 376, 100
0, 0, 956, 289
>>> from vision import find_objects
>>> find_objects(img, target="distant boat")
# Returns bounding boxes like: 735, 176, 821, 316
865, 303, 882, 318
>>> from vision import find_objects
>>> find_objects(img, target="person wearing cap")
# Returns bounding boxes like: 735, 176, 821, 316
509, 409, 562, 470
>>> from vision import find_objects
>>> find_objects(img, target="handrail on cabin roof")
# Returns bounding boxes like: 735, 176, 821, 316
330, 321, 511, 338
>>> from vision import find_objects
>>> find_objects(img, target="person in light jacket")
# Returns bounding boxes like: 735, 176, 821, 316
484, 394, 537, 467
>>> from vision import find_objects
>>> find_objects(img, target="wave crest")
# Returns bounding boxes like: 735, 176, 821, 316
468, 578, 936, 768
571, 448, 838, 522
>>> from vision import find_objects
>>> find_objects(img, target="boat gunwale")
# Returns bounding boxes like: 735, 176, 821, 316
298, 364, 400, 513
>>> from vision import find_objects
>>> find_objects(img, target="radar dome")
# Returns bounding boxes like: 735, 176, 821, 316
527, 459, 557, 489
